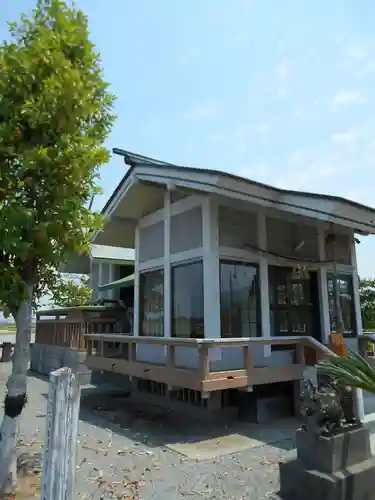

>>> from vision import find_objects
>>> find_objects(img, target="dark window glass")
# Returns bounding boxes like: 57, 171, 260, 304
220, 262, 260, 338
268, 266, 320, 340
139, 269, 164, 337
119, 265, 134, 279
172, 261, 204, 338
327, 274, 356, 336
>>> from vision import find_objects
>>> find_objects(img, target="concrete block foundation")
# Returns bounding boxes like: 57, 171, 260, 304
30, 343, 92, 385
279, 426, 375, 500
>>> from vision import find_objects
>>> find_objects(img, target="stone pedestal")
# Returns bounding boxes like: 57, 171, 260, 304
1, 342, 13, 362
279, 426, 375, 500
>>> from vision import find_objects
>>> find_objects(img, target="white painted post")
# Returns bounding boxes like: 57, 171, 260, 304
40, 367, 80, 500
257, 212, 272, 357
97, 261, 103, 301
164, 189, 171, 342
133, 226, 140, 338
317, 227, 331, 345
350, 236, 365, 421
202, 197, 221, 361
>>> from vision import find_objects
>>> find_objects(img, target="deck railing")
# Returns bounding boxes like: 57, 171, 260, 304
35, 318, 118, 351
84, 334, 334, 392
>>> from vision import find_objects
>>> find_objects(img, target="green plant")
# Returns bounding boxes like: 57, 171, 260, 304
317, 351, 375, 395
50, 274, 92, 307
360, 279, 375, 331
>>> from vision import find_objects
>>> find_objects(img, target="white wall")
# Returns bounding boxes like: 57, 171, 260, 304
134, 195, 359, 370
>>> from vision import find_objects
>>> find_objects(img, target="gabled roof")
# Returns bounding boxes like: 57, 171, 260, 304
93, 149, 375, 248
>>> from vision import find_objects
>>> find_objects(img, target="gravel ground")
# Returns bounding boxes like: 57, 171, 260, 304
0, 364, 297, 499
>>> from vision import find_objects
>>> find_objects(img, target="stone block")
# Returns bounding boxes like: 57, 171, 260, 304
30, 344, 40, 370
1, 343, 13, 362
296, 427, 371, 474
79, 372, 92, 386
279, 455, 375, 500
63, 349, 87, 366
237, 390, 294, 423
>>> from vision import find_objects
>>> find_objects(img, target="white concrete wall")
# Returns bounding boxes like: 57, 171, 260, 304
135, 343, 293, 369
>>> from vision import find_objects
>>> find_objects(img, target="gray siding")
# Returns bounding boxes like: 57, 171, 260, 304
218, 206, 258, 248
266, 217, 319, 260
170, 206, 203, 254
100, 263, 111, 299
91, 262, 99, 300
101, 263, 110, 285
325, 232, 351, 264
139, 221, 165, 263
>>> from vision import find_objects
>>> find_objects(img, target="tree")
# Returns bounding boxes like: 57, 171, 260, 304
50, 274, 92, 308
359, 279, 375, 331
0, 0, 115, 492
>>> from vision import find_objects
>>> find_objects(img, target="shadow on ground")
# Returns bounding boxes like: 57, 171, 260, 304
29, 370, 297, 456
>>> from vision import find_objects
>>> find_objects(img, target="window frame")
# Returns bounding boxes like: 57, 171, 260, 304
139, 267, 165, 337
326, 272, 357, 338
171, 259, 204, 339
219, 260, 261, 338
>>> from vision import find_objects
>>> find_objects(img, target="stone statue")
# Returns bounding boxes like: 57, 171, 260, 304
300, 379, 359, 437
300, 379, 343, 436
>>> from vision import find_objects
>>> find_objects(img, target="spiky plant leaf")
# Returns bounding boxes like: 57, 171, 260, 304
318, 351, 375, 395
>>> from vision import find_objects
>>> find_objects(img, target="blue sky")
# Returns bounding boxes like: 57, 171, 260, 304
2, 0, 375, 276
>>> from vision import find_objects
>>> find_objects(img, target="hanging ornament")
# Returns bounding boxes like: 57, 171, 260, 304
290, 264, 310, 281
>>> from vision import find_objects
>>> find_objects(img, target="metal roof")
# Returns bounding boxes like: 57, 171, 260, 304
91, 244, 135, 262
98, 274, 135, 291
100, 148, 375, 219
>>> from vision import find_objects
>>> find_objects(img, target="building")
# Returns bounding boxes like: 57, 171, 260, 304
85, 149, 375, 421
34, 149, 375, 421
31, 244, 135, 381
61, 243, 134, 303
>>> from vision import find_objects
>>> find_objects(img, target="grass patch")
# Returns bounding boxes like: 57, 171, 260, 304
0, 324, 16, 332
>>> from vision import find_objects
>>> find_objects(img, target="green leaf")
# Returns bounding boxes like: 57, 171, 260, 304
0, 0, 115, 313
318, 351, 375, 395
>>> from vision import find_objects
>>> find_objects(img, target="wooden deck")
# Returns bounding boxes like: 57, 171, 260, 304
84, 334, 333, 393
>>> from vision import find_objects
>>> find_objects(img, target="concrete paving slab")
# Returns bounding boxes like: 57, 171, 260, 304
165, 419, 298, 460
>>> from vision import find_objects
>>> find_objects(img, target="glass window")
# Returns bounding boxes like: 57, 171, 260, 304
172, 261, 204, 338
327, 273, 356, 336
268, 266, 321, 341
220, 261, 260, 338
139, 269, 164, 336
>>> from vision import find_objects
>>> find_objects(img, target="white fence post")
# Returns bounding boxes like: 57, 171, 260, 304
40, 367, 80, 500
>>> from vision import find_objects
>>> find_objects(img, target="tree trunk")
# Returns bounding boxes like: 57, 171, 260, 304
0, 286, 33, 494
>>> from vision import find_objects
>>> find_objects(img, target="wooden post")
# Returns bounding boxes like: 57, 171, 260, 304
40, 367, 80, 500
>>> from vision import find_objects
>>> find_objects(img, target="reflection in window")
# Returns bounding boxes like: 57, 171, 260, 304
327, 274, 356, 336
172, 261, 204, 338
220, 262, 260, 338
139, 269, 164, 336
268, 266, 318, 338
